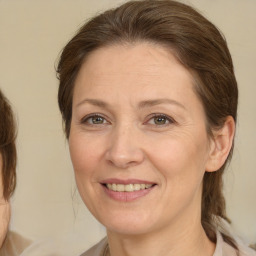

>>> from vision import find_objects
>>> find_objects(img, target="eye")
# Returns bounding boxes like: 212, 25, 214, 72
81, 114, 108, 125
147, 114, 174, 126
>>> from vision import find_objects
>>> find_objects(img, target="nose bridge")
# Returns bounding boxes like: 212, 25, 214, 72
105, 122, 144, 168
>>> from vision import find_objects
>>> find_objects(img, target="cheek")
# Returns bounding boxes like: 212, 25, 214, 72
68, 131, 106, 181
68, 132, 103, 211
147, 132, 209, 186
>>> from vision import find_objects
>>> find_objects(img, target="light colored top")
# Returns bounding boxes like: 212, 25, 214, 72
80, 231, 256, 256
0, 231, 32, 256
80, 238, 108, 256
214, 231, 256, 256
17, 229, 256, 256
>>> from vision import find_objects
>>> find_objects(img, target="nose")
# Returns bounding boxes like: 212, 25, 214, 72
105, 124, 144, 169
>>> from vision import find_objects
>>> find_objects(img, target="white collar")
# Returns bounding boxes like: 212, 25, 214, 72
213, 230, 224, 256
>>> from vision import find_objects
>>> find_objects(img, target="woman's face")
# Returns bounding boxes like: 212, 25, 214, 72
69, 43, 214, 236
0, 154, 10, 247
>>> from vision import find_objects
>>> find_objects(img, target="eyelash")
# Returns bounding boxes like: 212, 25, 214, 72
80, 113, 175, 127
145, 113, 175, 127
80, 113, 109, 126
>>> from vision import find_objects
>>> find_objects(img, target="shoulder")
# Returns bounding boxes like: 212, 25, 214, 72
80, 237, 108, 256
19, 235, 107, 256
236, 239, 256, 256
215, 231, 256, 256
222, 241, 256, 256
0, 231, 32, 256
19, 233, 100, 256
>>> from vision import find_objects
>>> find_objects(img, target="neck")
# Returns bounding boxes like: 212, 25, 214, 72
107, 219, 215, 256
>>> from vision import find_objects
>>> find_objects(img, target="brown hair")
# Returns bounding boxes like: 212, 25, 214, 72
57, 0, 238, 249
0, 89, 17, 200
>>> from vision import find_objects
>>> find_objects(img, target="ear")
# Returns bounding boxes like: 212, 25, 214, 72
205, 116, 236, 172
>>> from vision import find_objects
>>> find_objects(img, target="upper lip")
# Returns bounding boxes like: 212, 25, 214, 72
100, 178, 156, 185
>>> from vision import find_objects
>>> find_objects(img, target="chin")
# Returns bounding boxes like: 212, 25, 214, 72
106, 223, 152, 236
98, 211, 157, 236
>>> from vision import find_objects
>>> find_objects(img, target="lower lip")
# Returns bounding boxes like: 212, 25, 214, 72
102, 185, 155, 202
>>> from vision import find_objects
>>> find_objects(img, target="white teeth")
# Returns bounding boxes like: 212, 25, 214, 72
112, 184, 117, 191
125, 184, 134, 192
116, 184, 124, 192
134, 184, 141, 191
106, 183, 154, 192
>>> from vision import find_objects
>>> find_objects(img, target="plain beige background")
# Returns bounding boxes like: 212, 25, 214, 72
0, 0, 255, 251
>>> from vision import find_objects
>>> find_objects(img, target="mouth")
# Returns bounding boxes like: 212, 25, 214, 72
100, 180, 157, 202
104, 183, 155, 192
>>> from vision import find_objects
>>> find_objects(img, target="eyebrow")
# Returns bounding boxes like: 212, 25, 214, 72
76, 98, 186, 110
76, 99, 109, 108
138, 99, 186, 110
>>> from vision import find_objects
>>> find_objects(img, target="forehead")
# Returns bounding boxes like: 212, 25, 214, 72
74, 42, 196, 97
81, 42, 185, 75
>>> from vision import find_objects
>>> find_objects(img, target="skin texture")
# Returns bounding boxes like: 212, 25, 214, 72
69, 43, 235, 256
0, 154, 10, 248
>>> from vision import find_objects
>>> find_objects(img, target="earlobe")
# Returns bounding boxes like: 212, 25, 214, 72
205, 116, 236, 172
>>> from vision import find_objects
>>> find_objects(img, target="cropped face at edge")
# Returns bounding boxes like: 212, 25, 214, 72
0, 154, 10, 247
69, 43, 221, 235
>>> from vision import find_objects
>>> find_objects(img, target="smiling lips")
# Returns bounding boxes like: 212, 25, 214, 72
101, 180, 156, 201
106, 183, 154, 192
